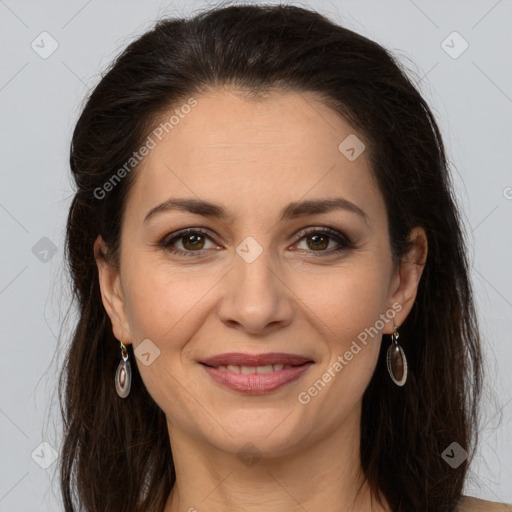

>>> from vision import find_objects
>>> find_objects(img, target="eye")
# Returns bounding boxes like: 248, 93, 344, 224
158, 226, 353, 258
159, 228, 220, 256
293, 227, 353, 256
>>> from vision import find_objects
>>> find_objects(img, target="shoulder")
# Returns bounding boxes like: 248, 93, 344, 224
457, 496, 512, 511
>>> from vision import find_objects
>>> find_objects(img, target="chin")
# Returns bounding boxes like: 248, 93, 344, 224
200, 406, 319, 459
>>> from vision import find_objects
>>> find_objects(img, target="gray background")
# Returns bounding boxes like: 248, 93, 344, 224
0, 0, 511, 509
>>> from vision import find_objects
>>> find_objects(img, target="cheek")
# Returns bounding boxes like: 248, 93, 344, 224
121, 255, 218, 343
119, 256, 224, 409
293, 259, 392, 341
291, 262, 391, 409
119, 263, 206, 421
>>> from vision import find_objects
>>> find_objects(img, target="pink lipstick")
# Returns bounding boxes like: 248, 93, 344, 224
200, 352, 314, 395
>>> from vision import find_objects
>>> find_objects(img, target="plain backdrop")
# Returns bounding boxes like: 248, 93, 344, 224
0, 0, 511, 510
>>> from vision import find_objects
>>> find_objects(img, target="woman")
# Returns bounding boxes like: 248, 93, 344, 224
59, 4, 510, 511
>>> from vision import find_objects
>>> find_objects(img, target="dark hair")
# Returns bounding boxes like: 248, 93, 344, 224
60, 4, 482, 511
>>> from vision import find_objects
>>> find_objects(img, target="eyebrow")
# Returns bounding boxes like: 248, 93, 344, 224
143, 197, 369, 225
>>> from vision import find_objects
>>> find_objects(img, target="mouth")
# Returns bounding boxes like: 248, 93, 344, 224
199, 353, 314, 395
207, 363, 298, 373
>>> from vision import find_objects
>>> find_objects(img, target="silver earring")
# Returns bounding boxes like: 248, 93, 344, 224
386, 327, 407, 386
115, 341, 132, 398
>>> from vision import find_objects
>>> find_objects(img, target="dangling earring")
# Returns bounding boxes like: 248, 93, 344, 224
115, 341, 132, 398
386, 326, 407, 386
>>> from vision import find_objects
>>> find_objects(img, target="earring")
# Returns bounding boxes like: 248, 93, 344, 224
115, 341, 132, 398
386, 327, 407, 386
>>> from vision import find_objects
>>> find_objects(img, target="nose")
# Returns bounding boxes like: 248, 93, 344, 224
216, 241, 294, 335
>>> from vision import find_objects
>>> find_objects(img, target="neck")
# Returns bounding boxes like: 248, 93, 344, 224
163, 405, 389, 512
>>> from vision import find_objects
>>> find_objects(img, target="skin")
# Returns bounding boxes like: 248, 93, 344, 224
458, 497, 512, 512
95, 88, 429, 512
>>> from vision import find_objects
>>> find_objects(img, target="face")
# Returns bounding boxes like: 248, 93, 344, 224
96, 88, 425, 459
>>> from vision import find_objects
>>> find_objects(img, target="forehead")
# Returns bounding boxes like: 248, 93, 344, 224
124, 88, 384, 226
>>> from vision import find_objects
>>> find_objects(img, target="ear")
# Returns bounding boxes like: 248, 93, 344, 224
383, 226, 428, 334
93, 235, 132, 345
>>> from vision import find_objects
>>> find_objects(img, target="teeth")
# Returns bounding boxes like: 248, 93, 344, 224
215, 364, 289, 373
256, 365, 273, 374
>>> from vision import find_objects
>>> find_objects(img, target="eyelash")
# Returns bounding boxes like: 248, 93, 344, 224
157, 226, 353, 258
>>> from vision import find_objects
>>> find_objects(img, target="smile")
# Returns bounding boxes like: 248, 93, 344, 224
199, 353, 314, 394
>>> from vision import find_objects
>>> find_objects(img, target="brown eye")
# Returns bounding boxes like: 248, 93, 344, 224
294, 227, 353, 256
181, 233, 206, 250
305, 233, 330, 251
159, 228, 219, 256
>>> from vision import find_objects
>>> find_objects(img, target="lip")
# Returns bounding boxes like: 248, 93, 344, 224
199, 352, 314, 395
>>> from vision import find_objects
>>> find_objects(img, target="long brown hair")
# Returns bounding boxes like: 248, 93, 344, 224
59, 4, 482, 511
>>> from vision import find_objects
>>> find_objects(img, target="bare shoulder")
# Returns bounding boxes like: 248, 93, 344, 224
458, 496, 512, 511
